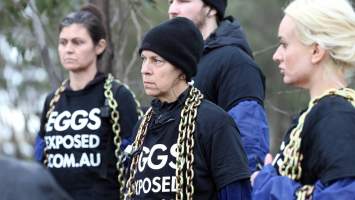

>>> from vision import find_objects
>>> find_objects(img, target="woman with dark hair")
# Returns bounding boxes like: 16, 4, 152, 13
124, 17, 251, 200
34, 4, 140, 200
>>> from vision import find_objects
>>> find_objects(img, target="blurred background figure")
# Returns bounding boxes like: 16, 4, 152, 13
0, 156, 72, 200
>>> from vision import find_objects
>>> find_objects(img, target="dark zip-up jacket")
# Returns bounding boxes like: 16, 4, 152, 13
194, 16, 265, 110
193, 17, 269, 172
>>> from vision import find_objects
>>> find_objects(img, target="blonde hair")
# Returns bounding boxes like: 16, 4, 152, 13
285, 0, 355, 81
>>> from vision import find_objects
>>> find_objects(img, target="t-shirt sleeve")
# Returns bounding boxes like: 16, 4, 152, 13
305, 110, 355, 184
115, 85, 139, 139
208, 119, 250, 189
217, 49, 265, 110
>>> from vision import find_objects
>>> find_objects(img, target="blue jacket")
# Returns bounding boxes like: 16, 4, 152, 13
253, 165, 355, 200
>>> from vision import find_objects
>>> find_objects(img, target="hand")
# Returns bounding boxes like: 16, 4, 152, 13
264, 153, 273, 165
251, 153, 273, 186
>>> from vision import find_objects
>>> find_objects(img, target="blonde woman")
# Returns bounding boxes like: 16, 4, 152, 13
252, 0, 355, 199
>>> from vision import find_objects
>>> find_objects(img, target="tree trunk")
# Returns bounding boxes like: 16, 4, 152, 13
29, 0, 61, 89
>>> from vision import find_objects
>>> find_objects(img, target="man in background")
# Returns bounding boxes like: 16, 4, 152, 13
168, 0, 269, 173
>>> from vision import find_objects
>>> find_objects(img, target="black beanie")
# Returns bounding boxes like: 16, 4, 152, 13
139, 17, 204, 81
202, 0, 227, 20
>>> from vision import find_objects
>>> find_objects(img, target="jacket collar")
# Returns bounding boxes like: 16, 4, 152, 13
204, 16, 253, 57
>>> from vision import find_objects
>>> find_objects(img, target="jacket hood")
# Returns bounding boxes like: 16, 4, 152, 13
204, 16, 253, 57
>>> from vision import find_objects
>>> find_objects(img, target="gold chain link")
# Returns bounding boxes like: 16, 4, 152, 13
45, 79, 68, 119
182, 87, 203, 200
279, 88, 355, 200
125, 107, 153, 199
176, 98, 189, 199
104, 73, 127, 200
125, 87, 203, 200
43, 79, 68, 166
112, 79, 144, 119
296, 185, 314, 200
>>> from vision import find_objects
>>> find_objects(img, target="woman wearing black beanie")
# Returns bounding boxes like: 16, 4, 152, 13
125, 17, 251, 200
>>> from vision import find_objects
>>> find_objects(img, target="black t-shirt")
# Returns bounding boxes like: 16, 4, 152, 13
39, 73, 139, 200
273, 95, 355, 185
132, 89, 249, 199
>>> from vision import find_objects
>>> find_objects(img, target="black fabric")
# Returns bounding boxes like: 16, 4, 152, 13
38, 73, 139, 200
139, 17, 204, 81
0, 156, 72, 200
194, 17, 265, 111
273, 95, 355, 185
131, 87, 249, 199
202, 0, 227, 20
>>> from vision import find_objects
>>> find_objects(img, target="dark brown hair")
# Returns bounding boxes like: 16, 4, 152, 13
59, 4, 107, 59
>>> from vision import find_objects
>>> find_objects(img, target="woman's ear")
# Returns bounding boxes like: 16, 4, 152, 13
207, 8, 217, 18
311, 43, 326, 64
179, 73, 186, 80
95, 39, 107, 55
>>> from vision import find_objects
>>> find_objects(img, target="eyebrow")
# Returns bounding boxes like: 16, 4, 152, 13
59, 37, 83, 40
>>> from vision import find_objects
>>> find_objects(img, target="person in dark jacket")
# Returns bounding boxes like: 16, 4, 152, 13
0, 156, 72, 200
124, 17, 251, 200
34, 4, 140, 200
251, 0, 355, 199
168, 0, 269, 174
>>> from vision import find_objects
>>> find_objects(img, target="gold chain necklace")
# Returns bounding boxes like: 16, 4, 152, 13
125, 87, 203, 200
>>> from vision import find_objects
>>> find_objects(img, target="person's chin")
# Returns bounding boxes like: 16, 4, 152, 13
282, 78, 289, 85
67, 67, 89, 73
144, 89, 157, 97
63, 64, 80, 71
283, 78, 294, 86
